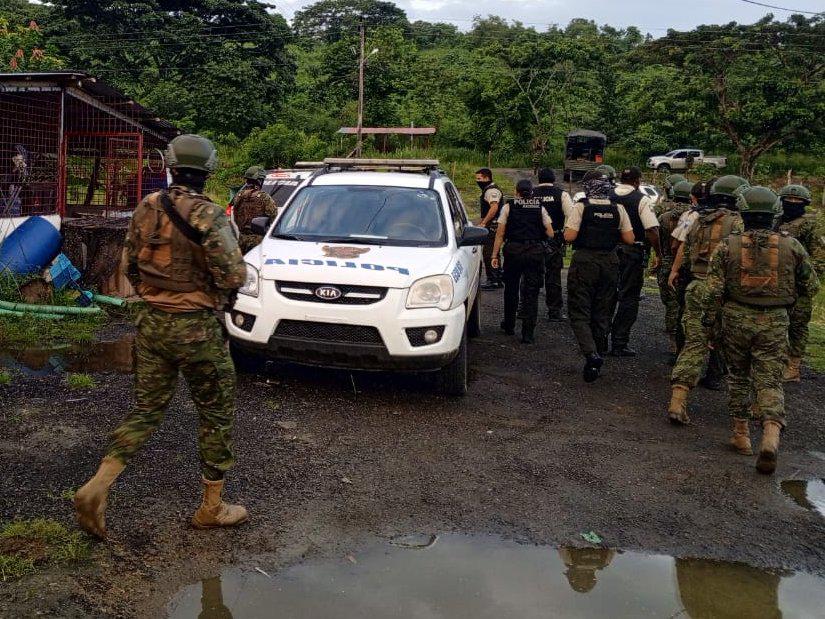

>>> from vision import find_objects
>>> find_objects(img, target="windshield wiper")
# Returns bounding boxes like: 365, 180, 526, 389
271, 233, 304, 241
320, 236, 388, 245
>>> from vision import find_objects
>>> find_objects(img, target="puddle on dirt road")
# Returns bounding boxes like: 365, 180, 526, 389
782, 479, 825, 518
0, 336, 134, 375
167, 533, 825, 619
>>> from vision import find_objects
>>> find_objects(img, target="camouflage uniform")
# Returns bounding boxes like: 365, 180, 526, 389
779, 214, 825, 358
701, 230, 819, 427
111, 185, 246, 480
657, 201, 690, 338
233, 184, 278, 254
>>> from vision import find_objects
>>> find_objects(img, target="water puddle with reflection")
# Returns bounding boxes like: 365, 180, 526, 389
167, 533, 825, 619
782, 479, 825, 518
0, 335, 134, 375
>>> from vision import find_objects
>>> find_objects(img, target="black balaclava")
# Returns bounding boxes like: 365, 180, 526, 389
781, 198, 807, 223
171, 168, 208, 193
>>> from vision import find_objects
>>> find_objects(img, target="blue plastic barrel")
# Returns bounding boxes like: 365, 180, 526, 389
0, 216, 62, 276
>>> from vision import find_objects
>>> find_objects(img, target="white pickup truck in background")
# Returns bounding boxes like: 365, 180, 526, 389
647, 149, 727, 172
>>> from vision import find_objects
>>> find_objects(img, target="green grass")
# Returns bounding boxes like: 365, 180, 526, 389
66, 373, 96, 390
0, 519, 90, 582
0, 371, 10, 386
806, 287, 825, 373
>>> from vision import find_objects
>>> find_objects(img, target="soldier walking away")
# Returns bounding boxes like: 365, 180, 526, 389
492, 179, 555, 343
659, 173, 687, 215
700, 186, 819, 473
74, 134, 248, 539
564, 170, 635, 382
667, 175, 747, 424
532, 168, 574, 321
656, 180, 694, 363
609, 167, 662, 357
777, 184, 825, 382
475, 168, 504, 290
232, 166, 278, 254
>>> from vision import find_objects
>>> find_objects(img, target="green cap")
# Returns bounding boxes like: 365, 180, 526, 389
778, 184, 812, 204
672, 180, 694, 202
594, 164, 616, 180
710, 175, 749, 198
165, 134, 218, 172
736, 186, 781, 215
244, 165, 267, 182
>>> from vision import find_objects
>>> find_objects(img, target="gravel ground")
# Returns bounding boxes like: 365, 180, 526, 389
1, 284, 824, 618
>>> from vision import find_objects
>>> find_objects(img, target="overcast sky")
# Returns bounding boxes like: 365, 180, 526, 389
274, 0, 824, 34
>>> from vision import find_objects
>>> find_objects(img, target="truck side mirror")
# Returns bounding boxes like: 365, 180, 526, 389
250, 217, 271, 236
458, 226, 489, 247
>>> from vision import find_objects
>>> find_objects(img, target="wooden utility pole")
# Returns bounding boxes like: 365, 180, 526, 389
356, 21, 365, 158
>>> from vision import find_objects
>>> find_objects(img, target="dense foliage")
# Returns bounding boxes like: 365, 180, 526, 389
1, 0, 823, 178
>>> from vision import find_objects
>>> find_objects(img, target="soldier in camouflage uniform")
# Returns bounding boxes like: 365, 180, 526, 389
233, 166, 278, 254
667, 175, 747, 424
657, 180, 693, 362
75, 134, 248, 539
656, 173, 687, 216
777, 184, 825, 382
701, 186, 819, 474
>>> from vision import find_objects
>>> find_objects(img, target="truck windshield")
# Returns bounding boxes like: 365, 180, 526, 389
273, 185, 447, 247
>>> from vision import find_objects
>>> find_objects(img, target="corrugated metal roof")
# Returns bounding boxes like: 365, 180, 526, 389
338, 127, 437, 135
0, 72, 179, 139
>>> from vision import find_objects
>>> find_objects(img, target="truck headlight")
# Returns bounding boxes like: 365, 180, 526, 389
406, 275, 454, 311
238, 263, 259, 298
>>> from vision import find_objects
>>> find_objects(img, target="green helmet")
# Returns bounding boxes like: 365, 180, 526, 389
710, 175, 749, 198
664, 174, 687, 190
595, 164, 616, 180
736, 186, 781, 215
672, 180, 694, 202
778, 184, 812, 204
243, 165, 267, 182
165, 134, 218, 172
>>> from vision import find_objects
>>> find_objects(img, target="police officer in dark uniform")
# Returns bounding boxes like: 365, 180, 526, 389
565, 170, 636, 382
475, 168, 504, 289
532, 168, 574, 321
491, 180, 555, 344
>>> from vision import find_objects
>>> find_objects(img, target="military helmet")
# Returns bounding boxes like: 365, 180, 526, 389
736, 186, 781, 215
594, 164, 616, 180
710, 175, 749, 198
164, 134, 218, 172
243, 165, 267, 182
664, 173, 687, 190
672, 180, 694, 202
778, 184, 812, 204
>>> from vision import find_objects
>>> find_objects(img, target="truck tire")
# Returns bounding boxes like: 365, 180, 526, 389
438, 326, 468, 396
230, 341, 264, 374
657, 163, 671, 173
467, 296, 481, 339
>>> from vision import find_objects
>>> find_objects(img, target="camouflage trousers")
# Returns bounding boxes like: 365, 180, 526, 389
671, 279, 719, 386
239, 233, 264, 255
788, 296, 812, 358
107, 307, 237, 480
657, 257, 681, 336
721, 301, 789, 426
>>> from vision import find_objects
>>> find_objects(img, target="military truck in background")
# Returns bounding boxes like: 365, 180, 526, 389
563, 129, 607, 182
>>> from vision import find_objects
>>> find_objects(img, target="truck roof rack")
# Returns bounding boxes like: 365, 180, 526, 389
321, 158, 441, 173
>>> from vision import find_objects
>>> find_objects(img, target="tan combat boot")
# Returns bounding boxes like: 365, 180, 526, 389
192, 478, 249, 529
729, 418, 753, 456
756, 420, 782, 475
74, 456, 126, 539
783, 357, 801, 383
667, 384, 690, 425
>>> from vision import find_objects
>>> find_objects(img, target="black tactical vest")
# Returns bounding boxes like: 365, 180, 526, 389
611, 188, 646, 243
479, 182, 500, 219
533, 184, 566, 239
504, 198, 545, 242
573, 200, 621, 251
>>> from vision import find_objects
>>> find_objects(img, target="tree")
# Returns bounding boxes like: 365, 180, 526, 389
0, 18, 63, 71
293, 0, 408, 44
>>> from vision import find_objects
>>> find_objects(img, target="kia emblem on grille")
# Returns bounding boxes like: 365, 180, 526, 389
315, 285, 342, 300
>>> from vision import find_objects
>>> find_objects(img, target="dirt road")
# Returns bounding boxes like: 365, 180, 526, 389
2, 285, 824, 617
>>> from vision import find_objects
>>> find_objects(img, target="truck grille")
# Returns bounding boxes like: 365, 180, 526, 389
274, 320, 383, 344
276, 281, 387, 305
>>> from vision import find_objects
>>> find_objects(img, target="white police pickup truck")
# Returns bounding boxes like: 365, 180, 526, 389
225, 159, 488, 395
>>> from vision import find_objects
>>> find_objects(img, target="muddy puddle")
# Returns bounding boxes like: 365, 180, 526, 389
167, 533, 825, 618
0, 336, 134, 375
782, 479, 825, 518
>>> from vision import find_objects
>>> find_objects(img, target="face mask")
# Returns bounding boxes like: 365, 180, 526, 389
782, 200, 806, 222
477, 180, 491, 190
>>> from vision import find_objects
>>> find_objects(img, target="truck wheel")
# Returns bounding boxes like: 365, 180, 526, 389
467, 296, 482, 339
438, 327, 468, 396
230, 341, 264, 374
657, 163, 671, 173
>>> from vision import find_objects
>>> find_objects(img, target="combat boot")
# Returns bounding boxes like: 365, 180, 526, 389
729, 418, 753, 456
192, 478, 249, 529
756, 420, 782, 475
667, 384, 690, 425
74, 456, 126, 539
783, 357, 801, 383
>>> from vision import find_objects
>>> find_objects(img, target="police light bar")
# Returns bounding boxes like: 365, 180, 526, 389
293, 161, 325, 169
322, 158, 441, 172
